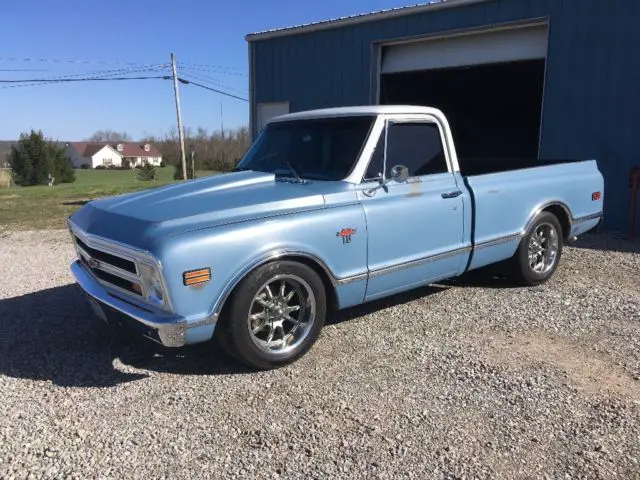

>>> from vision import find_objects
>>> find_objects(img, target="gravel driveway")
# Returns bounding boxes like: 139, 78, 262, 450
1, 229, 638, 479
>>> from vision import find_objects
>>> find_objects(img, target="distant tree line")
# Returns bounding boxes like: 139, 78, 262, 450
9, 130, 75, 186
142, 125, 250, 175
86, 129, 132, 142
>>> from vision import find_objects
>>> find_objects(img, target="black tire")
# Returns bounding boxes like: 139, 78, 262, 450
509, 211, 563, 286
216, 261, 326, 370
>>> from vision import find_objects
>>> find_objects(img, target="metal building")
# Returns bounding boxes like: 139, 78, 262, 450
246, 0, 639, 231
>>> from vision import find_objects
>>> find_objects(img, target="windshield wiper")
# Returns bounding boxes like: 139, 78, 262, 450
284, 161, 304, 183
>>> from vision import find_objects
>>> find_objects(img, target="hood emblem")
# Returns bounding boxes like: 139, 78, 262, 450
336, 228, 357, 244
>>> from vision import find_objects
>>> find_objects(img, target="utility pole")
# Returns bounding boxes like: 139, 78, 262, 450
170, 52, 187, 180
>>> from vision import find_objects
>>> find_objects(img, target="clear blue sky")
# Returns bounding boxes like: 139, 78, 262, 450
0, 0, 416, 141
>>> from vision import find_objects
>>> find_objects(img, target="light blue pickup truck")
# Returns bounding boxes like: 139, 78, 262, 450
68, 106, 604, 369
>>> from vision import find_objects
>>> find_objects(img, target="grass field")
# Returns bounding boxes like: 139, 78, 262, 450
0, 168, 216, 231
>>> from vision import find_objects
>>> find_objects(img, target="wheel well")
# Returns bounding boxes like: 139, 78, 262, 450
217, 255, 339, 322
543, 204, 571, 239
280, 255, 339, 312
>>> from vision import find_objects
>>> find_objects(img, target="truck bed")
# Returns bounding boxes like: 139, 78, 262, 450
458, 157, 585, 177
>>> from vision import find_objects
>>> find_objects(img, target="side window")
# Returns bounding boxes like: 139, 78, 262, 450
364, 132, 385, 180
386, 122, 448, 177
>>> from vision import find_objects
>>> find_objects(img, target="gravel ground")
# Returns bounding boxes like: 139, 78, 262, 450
0, 229, 639, 479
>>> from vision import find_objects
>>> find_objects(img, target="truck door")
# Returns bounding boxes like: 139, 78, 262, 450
357, 116, 468, 301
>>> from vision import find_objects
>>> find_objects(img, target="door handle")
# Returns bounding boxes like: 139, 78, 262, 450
441, 190, 462, 199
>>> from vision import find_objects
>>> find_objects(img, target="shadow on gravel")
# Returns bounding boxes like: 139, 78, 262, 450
328, 284, 449, 326
569, 232, 640, 254
0, 268, 510, 388
0, 284, 253, 388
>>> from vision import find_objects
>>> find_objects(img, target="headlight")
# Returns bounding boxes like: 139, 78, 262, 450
139, 263, 167, 309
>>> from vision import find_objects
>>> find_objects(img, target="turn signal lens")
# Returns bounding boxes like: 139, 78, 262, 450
183, 268, 211, 286
592, 192, 601, 201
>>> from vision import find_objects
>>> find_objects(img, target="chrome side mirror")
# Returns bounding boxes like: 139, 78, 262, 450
362, 165, 410, 197
390, 165, 409, 183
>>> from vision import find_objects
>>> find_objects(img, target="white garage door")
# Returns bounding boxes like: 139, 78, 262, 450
257, 102, 290, 132
381, 24, 548, 74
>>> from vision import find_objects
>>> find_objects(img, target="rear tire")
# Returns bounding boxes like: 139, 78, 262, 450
216, 261, 326, 370
509, 211, 563, 286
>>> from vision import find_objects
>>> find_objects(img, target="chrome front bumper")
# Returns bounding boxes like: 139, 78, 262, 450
71, 260, 190, 347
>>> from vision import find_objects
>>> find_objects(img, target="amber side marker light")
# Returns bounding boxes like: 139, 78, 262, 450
592, 192, 602, 201
183, 268, 211, 286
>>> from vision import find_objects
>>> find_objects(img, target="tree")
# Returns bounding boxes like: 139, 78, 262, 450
51, 145, 75, 184
87, 129, 132, 142
10, 130, 53, 186
9, 130, 75, 186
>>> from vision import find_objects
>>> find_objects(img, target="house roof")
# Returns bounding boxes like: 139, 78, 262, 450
245, 0, 490, 41
71, 142, 115, 157
113, 143, 162, 158
70, 142, 162, 158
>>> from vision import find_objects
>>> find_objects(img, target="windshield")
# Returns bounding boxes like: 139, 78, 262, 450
236, 116, 375, 181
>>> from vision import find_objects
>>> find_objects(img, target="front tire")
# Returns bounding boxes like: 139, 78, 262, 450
509, 211, 563, 286
217, 261, 326, 370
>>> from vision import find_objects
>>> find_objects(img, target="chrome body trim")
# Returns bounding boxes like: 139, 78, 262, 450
368, 246, 472, 279
71, 261, 216, 348
474, 232, 524, 250
571, 211, 604, 225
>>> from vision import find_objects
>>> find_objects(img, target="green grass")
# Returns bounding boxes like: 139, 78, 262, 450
0, 167, 217, 230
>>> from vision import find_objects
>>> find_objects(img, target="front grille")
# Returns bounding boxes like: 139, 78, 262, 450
75, 236, 137, 274
73, 233, 142, 297
81, 257, 140, 295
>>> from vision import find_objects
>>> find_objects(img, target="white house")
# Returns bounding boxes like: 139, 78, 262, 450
65, 143, 123, 168
64, 142, 163, 168
114, 142, 163, 167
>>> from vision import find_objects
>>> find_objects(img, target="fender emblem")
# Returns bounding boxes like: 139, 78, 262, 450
336, 228, 357, 244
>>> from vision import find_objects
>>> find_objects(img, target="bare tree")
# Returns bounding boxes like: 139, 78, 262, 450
86, 129, 132, 142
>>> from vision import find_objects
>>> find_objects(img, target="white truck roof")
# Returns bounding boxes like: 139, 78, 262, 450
269, 105, 446, 123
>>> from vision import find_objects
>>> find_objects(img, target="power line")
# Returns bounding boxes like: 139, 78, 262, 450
1, 65, 169, 89
0, 68, 50, 72
0, 56, 155, 66
177, 62, 246, 72
177, 64, 247, 76
0, 75, 169, 84
180, 71, 248, 96
178, 77, 248, 102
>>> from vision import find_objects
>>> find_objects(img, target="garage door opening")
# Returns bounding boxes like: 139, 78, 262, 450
380, 58, 546, 162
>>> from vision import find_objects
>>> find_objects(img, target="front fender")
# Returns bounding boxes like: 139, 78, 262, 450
156, 205, 368, 332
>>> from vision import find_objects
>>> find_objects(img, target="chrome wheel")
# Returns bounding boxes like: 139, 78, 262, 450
528, 222, 559, 274
248, 274, 316, 355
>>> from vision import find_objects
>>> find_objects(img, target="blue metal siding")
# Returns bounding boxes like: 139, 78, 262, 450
251, 0, 639, 231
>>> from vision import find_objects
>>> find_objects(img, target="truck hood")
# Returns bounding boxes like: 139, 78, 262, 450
69, 170, 356, 250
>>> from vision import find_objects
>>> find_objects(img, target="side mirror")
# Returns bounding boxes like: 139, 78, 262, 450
390, 165, 409, 183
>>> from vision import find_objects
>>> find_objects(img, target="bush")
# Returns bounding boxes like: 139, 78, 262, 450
80, 164, 90, 169
160, 159, 166, 168
52, 147, 75, 184
135, 163, 156, 181
95, 165, 106, 170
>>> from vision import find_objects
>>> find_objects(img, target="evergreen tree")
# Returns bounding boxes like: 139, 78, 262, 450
9, 130, 64, 186
51, 145, 75, 184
